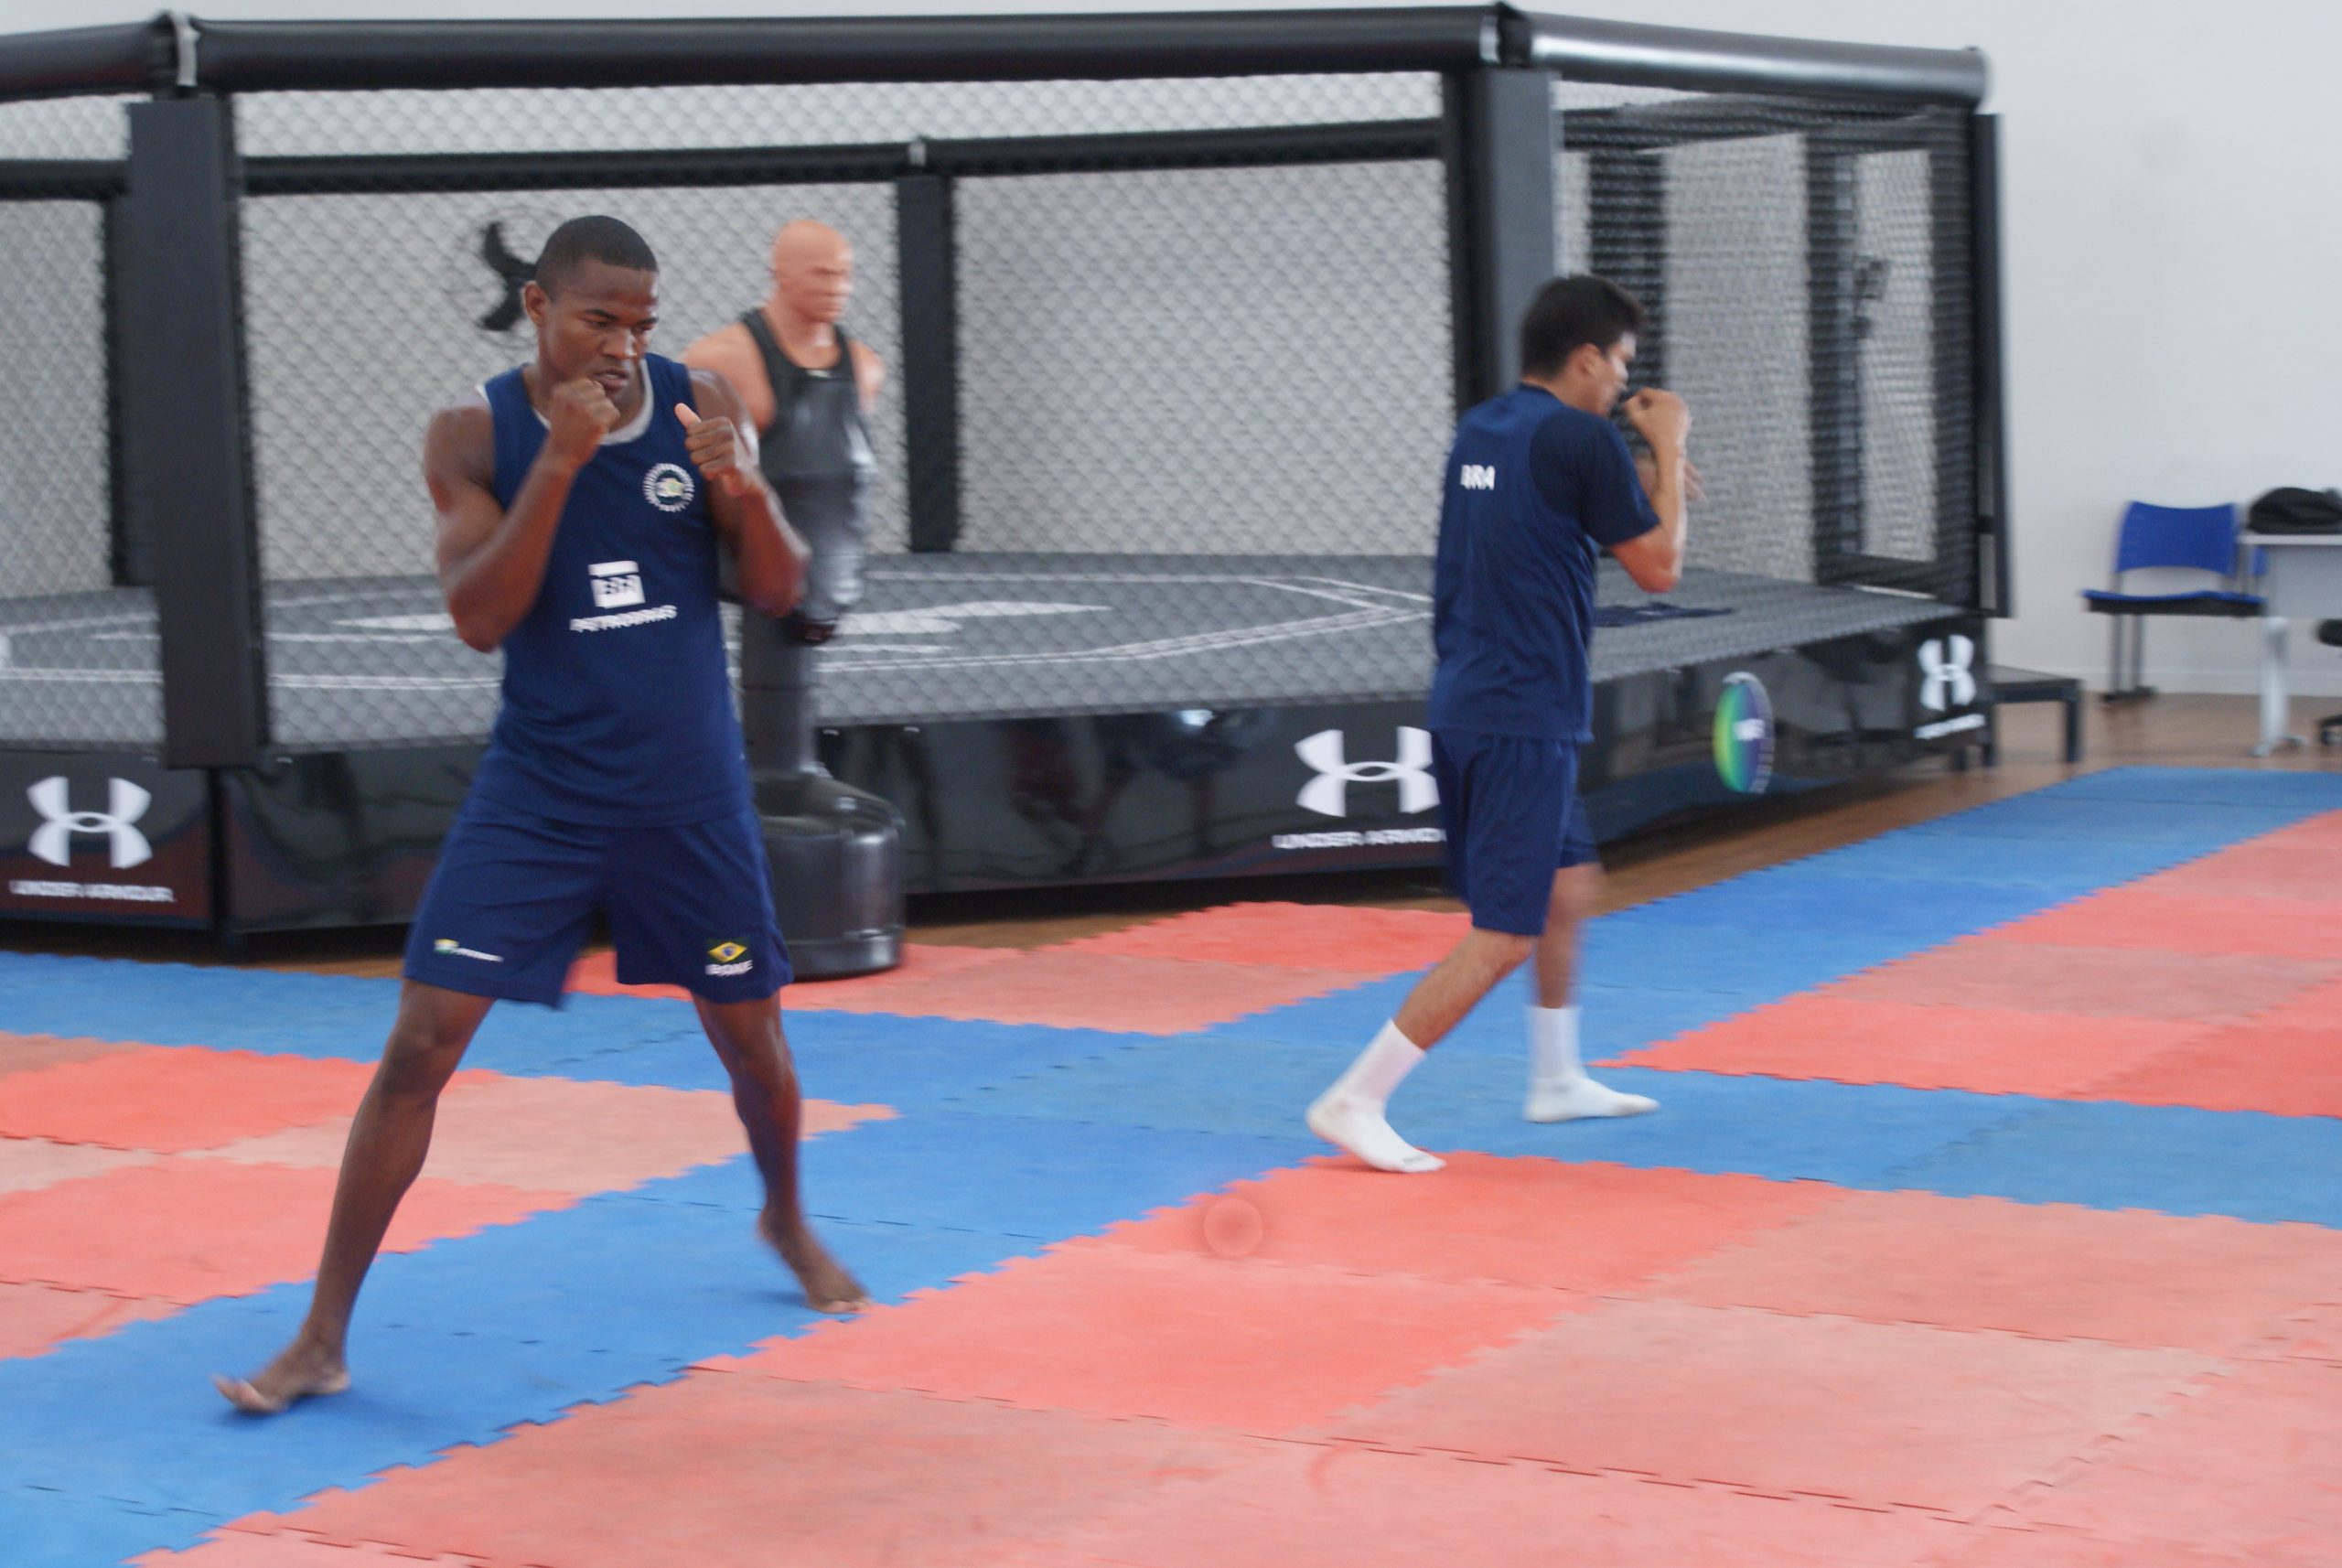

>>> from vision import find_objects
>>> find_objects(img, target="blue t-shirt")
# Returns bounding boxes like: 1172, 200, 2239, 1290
467, 354, 751, 827
1426, 385, 1660, 743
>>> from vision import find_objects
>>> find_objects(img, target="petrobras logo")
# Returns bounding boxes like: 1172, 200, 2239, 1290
589, 560, 645, 610
1918, 634, 1977, 713
1295, 727, 1437, 819
432, 938, 503, 963
1458, 463, 1497, 491
643, 462, 696, 514
27, 776, 152, 869
1713, 672, 1775, 795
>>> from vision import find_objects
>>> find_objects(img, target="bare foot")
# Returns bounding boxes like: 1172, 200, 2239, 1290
759, 1211, 871, 1314
213, 1337, 350, 1415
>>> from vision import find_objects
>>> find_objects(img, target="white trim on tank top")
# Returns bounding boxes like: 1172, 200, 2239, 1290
479, 369, 659, 447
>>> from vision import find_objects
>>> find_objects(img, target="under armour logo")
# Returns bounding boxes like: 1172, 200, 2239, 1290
1918, 635, 1977, 712
27, 777, 153, 869
1295, 728, 1437, 819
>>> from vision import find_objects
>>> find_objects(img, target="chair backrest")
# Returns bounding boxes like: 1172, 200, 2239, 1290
2113, 501, 2240, 578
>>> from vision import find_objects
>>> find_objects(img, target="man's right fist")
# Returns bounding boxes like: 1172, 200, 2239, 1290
1621, 388, 1691, 452
545, 376, 620, 467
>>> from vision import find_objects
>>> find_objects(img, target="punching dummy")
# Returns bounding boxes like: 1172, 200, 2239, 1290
684, 220, 903, 975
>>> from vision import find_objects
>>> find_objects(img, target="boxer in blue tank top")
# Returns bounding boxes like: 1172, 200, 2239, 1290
1306, 276, 1695, 1174
218, 218, 867, 1416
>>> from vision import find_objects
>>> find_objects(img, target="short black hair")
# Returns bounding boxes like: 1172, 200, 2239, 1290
532, 215, 657, 296
1518, 274, 1648, 380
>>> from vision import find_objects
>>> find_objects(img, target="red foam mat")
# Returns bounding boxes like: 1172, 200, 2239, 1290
1097, 1155, 1840, 1295
1614, 994, 2209, 1097
0, 1033, 140, 1081
2010, 1359, 2342, 1558
2090, 1022, 2342, 1117
0, 1280, 177, 1359
733, 948, 1370, 1034
185, 1377, 1269, 1568
1058, 903, 1470, 974
1978, 887, 2342, 960
1647, 1189, 2342, 1355
1329, 1297, 2219, 1515
714, 1240, 1574, 1434
0, 1135, 156, 1197
1028, 1442, 1962, 1568
0, 1156, 568, 1303
1829, 940, 2341, 1021
0, 1047, 372, 1153
188, 1075, 886, 1194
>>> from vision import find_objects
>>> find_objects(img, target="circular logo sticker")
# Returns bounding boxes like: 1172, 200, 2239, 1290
1714, 671, 1775, 795
643, 463, 696, 513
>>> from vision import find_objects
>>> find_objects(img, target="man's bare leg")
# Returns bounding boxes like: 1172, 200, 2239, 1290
695, 994, 870, 1314
1308, 927, 1535, 1173
1525, 864, 1657, 1121
216, 983, 494, 1413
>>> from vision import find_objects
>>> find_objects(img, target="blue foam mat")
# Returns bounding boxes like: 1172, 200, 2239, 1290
0, 1191, 1039, 1537
1883, 1099, 2342, 1226
1897, 794, 2313, 844
2036, 767, 2342, 808
4, 766, 2335, 1563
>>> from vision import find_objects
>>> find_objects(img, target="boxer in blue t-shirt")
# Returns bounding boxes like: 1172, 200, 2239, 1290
219, 218, 866, 1414
1308, 275, 1693, 1173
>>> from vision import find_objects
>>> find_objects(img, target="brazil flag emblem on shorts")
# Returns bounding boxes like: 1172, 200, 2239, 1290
708, 941, 747, 964
1714, 671, 1774, 794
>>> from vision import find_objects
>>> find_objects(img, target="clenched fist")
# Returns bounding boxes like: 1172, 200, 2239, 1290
1619, 387, 1691, 454
545, 376, 620, 470
675, 403, 753, 497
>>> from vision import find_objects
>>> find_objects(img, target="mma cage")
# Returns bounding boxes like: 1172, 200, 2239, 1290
0, 6, 2004, 935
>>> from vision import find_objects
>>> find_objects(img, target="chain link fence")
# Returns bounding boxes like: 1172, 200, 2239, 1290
229, 76, 1454, 743
0, 94, 156, 749
0, 63, 1982, 756
1557, 79, 1976, 678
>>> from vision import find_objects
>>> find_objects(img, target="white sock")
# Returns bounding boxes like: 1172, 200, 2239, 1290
1307, 1022, 1445, 1173
1525, 1004, 1658, 1122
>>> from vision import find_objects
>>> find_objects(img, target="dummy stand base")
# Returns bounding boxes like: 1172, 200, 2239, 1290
756, 768, 906, 981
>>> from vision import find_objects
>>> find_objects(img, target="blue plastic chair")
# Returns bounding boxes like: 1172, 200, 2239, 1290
2080, 501, 2262, 701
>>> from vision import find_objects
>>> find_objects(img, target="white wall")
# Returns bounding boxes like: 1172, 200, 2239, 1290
11, 0, 2342, 693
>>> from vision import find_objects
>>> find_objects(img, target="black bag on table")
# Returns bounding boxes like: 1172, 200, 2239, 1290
2246, 487, 2342, 534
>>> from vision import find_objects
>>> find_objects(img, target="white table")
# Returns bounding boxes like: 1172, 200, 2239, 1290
2242, 532, 2342, 755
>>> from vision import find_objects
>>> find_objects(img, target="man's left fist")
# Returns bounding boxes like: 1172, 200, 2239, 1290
675, 403, 752, 497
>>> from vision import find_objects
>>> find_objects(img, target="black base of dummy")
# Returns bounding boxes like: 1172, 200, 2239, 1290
756, 769, 906, 981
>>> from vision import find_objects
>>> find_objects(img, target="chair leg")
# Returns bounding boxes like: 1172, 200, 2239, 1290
2062, 690, 2082, 763
2104, 617, 2123, 700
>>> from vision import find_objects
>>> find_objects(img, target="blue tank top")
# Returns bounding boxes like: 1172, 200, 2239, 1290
469, 354, 749, 827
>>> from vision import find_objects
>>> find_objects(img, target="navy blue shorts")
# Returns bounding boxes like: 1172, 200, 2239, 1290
402, 797, 790, 1007
1433, 729, 1600, 937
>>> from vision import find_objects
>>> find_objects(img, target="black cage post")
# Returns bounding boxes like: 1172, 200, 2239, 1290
897, 170, 960, 553
1445, 66, 1558, 409
120, 95, 267, 769
1971, 113, 2009, 617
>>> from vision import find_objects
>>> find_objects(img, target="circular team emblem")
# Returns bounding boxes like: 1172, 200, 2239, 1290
643, 463, 696, 513
1714, 671, 1776, 795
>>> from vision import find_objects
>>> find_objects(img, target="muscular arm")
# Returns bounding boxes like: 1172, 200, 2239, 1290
426, 400, 578, 653
1611, 455, 1687, 594
1609, 391, 1692, 594
849, 339, 886, 415
686, 367, 810, 620
680, 322, 775, 432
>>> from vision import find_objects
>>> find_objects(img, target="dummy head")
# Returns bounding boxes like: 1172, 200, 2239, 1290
769, 220, 855, 326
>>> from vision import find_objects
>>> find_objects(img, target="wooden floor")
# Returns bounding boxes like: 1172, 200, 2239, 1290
5, 693, 2337, 977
